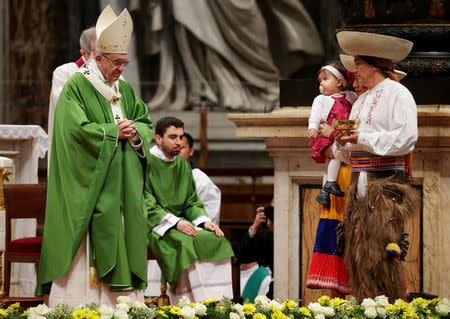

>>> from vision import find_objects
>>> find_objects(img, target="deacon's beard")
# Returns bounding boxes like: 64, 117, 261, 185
160, 142, 180, 159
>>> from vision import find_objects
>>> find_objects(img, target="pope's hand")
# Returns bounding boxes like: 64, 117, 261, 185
204, 222, 224, 237
176, 220, 197, 236
117, 119, 136, 139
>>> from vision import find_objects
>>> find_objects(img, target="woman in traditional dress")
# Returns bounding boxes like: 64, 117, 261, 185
333, 31, 417, 302
306, 68, 366, 298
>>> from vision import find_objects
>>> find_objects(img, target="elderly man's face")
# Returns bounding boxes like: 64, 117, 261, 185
96, 53, 128, 83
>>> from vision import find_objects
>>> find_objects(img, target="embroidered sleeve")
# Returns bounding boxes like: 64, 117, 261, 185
128, 133, 145, 158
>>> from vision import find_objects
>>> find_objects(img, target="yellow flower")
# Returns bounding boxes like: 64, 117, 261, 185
330, 298, 346, 307
401, 309, 419, 319
318, 296, 330, 306
201, 298, 219, 307
299, 307, 311, 317
271, 309, 286, 319
385, 305, 397, 313
430, 298, 441, 306
243, 304, 256, 315
0, 310, 8, 317
72, 309, 100, 319
395, 301, 410, 311
282, 300, 298, 311
253, 313, 267, 319
411, 298, 432, 309
7, 303, 20, 311
169, 306, 181, 315
157, 309, 168, 318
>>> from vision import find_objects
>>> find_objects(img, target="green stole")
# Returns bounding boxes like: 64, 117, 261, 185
242, 266, 270, 303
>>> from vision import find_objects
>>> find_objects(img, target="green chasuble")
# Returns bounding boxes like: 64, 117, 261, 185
145, 153, 234, 287
36, 72, 154, 295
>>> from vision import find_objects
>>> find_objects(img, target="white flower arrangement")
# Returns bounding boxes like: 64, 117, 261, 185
17, 294, 450, 319
192, 303, 207, 316
98, 304, 114, 319
363, 306, 378, 318
254, 295, 271, 309
113, 309, 129, 319
361, 298, 378, 309
307, 302, 335, 317
374, 295, 390, 307
117, 296, 133, 305
229, 311, 240, 319
116, 303, 130, 313
180, 305, 196, 319
176, 296, 191, 308
27, 304, 51, 319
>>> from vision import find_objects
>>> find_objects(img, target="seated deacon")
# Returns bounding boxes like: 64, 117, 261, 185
144, 131, 223, 297
145, 116, 234, 303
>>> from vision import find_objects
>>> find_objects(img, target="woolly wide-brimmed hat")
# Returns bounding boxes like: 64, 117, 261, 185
339, 54, 407, 80
336, 31, 413, 63
96, 5, 133, 54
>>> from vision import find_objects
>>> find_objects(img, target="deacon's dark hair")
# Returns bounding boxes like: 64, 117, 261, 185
155, 117, 184, 137
182, 133, 194, 149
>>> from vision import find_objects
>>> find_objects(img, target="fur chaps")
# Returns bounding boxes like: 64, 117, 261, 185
343, 179, 417, 303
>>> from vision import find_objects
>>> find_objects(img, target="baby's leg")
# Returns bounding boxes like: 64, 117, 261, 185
327, 159, 341, 182
322, 159, 345, 197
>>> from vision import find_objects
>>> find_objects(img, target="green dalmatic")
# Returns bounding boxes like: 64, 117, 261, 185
145, 154, 234, 287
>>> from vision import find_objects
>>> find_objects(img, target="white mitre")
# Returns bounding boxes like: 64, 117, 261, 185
96, 5, 133, 54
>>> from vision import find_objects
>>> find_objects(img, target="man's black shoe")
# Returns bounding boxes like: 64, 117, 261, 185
316, 191, 330, 209
323, 181, 345, 197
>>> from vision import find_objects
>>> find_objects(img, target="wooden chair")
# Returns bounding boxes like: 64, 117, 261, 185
145, 248, 169, 306
3, 184, 46, 296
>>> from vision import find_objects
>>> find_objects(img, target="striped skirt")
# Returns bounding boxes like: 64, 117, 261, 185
306, 165, 352, 294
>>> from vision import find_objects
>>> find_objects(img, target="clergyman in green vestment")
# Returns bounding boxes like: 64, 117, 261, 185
37, 5, 153, 307
145, 117, 234, 304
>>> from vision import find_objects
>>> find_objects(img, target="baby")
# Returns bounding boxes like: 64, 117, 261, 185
308, 63, 356, 208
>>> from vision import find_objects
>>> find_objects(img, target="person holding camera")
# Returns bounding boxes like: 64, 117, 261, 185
237, 204, 274, 302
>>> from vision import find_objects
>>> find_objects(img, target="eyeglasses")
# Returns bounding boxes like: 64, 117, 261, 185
100, 54, 130, 67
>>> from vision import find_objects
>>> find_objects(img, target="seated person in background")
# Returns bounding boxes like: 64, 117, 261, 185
238, 204, 274, 302
180, 133, 221, 224
145, 116, 234, 304
145, 132, 222, 297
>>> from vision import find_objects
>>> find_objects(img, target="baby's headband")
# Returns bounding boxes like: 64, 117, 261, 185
321, 65, 347, 87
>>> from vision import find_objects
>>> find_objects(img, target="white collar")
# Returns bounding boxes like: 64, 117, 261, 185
150, 145, 177, 162
330, 92, 345, 98
368, 77, 389, 93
